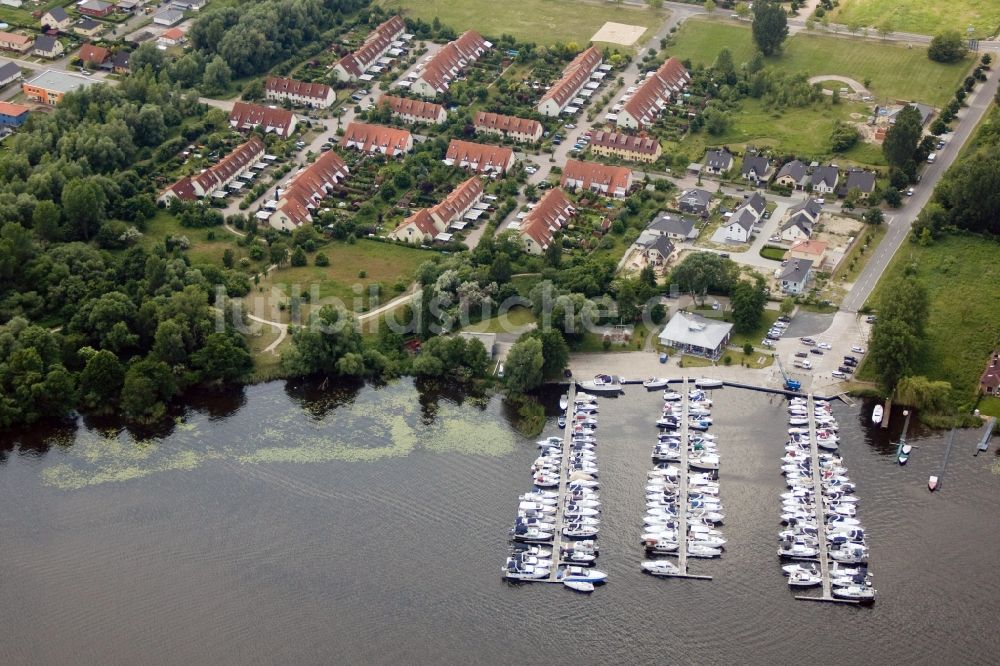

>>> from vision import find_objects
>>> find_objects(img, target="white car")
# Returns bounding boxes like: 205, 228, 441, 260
832, 371, 847, 379
761, 339, 775, 347
817, 342, 832, 350
851, 346, 866, 354
773, 321, 787, 329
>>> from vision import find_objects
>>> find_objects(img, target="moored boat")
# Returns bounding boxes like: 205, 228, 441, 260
872, 404, 884, 425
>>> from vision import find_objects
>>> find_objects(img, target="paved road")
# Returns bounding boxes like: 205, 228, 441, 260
840, 62, 1000, 312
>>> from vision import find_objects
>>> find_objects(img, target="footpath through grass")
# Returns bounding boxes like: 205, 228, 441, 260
864, 234, 1000, 406
830, 0, 1000, 40
668, 18, 970, 107
378, 0, 667, 46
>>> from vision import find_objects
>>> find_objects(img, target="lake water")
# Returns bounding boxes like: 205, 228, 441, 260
1, 379, 998, 665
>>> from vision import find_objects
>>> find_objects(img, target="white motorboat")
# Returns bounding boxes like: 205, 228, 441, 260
502, 559, 550, 581
662, 391, 682, 401
563, 505, 600, 517
688, 453, 720, 471
789, 417, 809, 426
510, 553, 553, 569
510, 525, 553, 543
519, 501, 556, 514
695, 378, 724, 389
828, 545, 868, 564
563, 580, 595, 593
536, 436, 563, 448
563, 540, 597, 553
689, 535, 726, 549
520, 493, 558, 505
558, 566, 608, 584
644, 377, 671, 390
577, 375, 623, 395
644, 539, 680, 554
833, 585, 877, 602
787, 570, 823, 587
686, 542, 722, 558
512, 545, 552, 559
574, 393, 598, 403
560, 550, 597, 566
871, 404, 884, 425
563, 524, 599, 538
641, 560, 681, 576
778, 542, 819, 559
782, 563, 818, 577
559, 394, 568, 410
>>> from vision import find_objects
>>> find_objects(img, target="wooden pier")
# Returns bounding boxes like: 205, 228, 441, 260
653, 377, 713, 581
547, 384, 576, 583
975, 417, 995, 456
794, 394, 857, 605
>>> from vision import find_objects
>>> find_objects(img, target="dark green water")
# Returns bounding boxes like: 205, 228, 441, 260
0, 379, 997, 664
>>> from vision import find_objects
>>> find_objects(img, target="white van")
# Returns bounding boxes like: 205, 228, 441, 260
927, 153, 937, 163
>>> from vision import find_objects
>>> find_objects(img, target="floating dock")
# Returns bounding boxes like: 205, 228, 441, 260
546, 384, 577, 583
975, 417, 995, 456
794, 394, 858, 605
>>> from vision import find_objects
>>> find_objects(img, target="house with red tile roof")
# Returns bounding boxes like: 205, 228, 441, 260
473, 111, 543, 144
228, 102, 297, 138
980, 352, 1000, 395
444, 139, 515, 175
518, 188, 576, 255
265, 76, 336, 108
78, 43, 110, 66
378, 94, 446, 125
0, 31, 34, 54
340, 122, 412, 157
332, 15, 405, 82
159, 137, 265, 203
158, 27, 185, 47
411, 31, 491, 98
617, 57, 689, 130
538, 46, 602, 117
270, 151, 350, 230
393, 176, 484, 243
588, 131, 662, 163
560, 159, 633, 199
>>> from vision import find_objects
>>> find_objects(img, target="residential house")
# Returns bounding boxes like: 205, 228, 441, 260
703, 148, 733, 175
537, 46, 602, 117
393, 176, 484, 243
157, 28, 186, 48
79, 0, 114, 17
886, 101, 935, 127
41, 7, 73, 32
778, 258, 813, 295
332, 15, 405, 82
33, 34, 64, 59
340, 122, 412, 157
518, 187, 576, 254
810, 165, 839, 195
779, 198, 823, 243
73, 18, 104, 39
270, 151, 351, 230
23, 69, 97, 104
840, 168, 877, 200
980, 351, 1000, 395
677, 188, 712, 216
378, 94, 446, 125
116, 0, 141, 13
648, 212, 698, 241
0, 101, 29, 127
560, 159, 632, 199
473, 111, 543, 143
444, 139, 515, 175
616, 57, 689, 130
640, 234, 676, 267
152, 8, 184, 26
658, 311, 733, 360
0, 61, 21, 88
774, 159, 809, 190
111, 50, 130, 75
159, 137, 266, 203
742, 192, 767, 220
228, 102, 297, 138
724, 207, 756, 243
265, 76, 335, 108
0, 32, 33, 54
410, 30, 491, 98
78, 43, 110, 67
588, 131, 662, 163
172, 0, 208, 10
785, 239, 828, 269
740, 154, 771, 186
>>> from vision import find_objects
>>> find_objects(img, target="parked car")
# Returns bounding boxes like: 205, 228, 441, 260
793, 359, 812, 370
778, 315, 790, 323
774, 321, 787, 329
906, 187, 915, 196
761, 338, 775, 347
837, 366, 854, 374
851, 346, 865, 354
794, 351, 808, 358
809, 348, 824, 355
865, 315, 877, 323
767, 332, 781, 341
817, 342, 832, 350
565, 123, 576, 129
843, 355, 858, 363
832, 371, 847, 379
801, 338, 815, 346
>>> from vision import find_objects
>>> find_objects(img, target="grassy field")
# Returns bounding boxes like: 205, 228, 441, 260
830, 0, 1000, 40
727, 309, 780, 350
668, 18, 971, 106
863, 234, 1000, 406
464, 305, 536, 333
377, 0, 667, 46
975, 396, 1000, 418
141, 212, 250, 268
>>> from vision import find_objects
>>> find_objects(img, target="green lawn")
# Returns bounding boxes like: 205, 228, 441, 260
668, 18, 971, 106
863, 234, 1000, 407
140, 211, 251, 268
975, 396, 1000, 418
830, 0, 1000, 40
760, 245, 786, 261
727, 309, 780, 349
464, 305, 536, 333
377, 0, 667, 46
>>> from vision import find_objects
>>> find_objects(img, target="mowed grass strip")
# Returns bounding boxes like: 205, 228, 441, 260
830, 0, 1000, 40
377, 0, 666, 46
864, 234, 1000, 404
667, 18, 970, 107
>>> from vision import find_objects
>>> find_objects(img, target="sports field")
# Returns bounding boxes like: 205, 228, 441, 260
668, 18, 971, 107
830, 0, 1000, 40
377, 0, 667, 46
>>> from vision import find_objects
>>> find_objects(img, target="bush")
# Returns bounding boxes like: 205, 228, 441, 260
314, 252, 329, 266
723, 354, 732, 365
928, 31, 968, 64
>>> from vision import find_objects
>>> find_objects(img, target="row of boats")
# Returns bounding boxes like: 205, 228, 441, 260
503, 392, 609, 592
778, 397, 877, 603
640, 385, 726, 576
